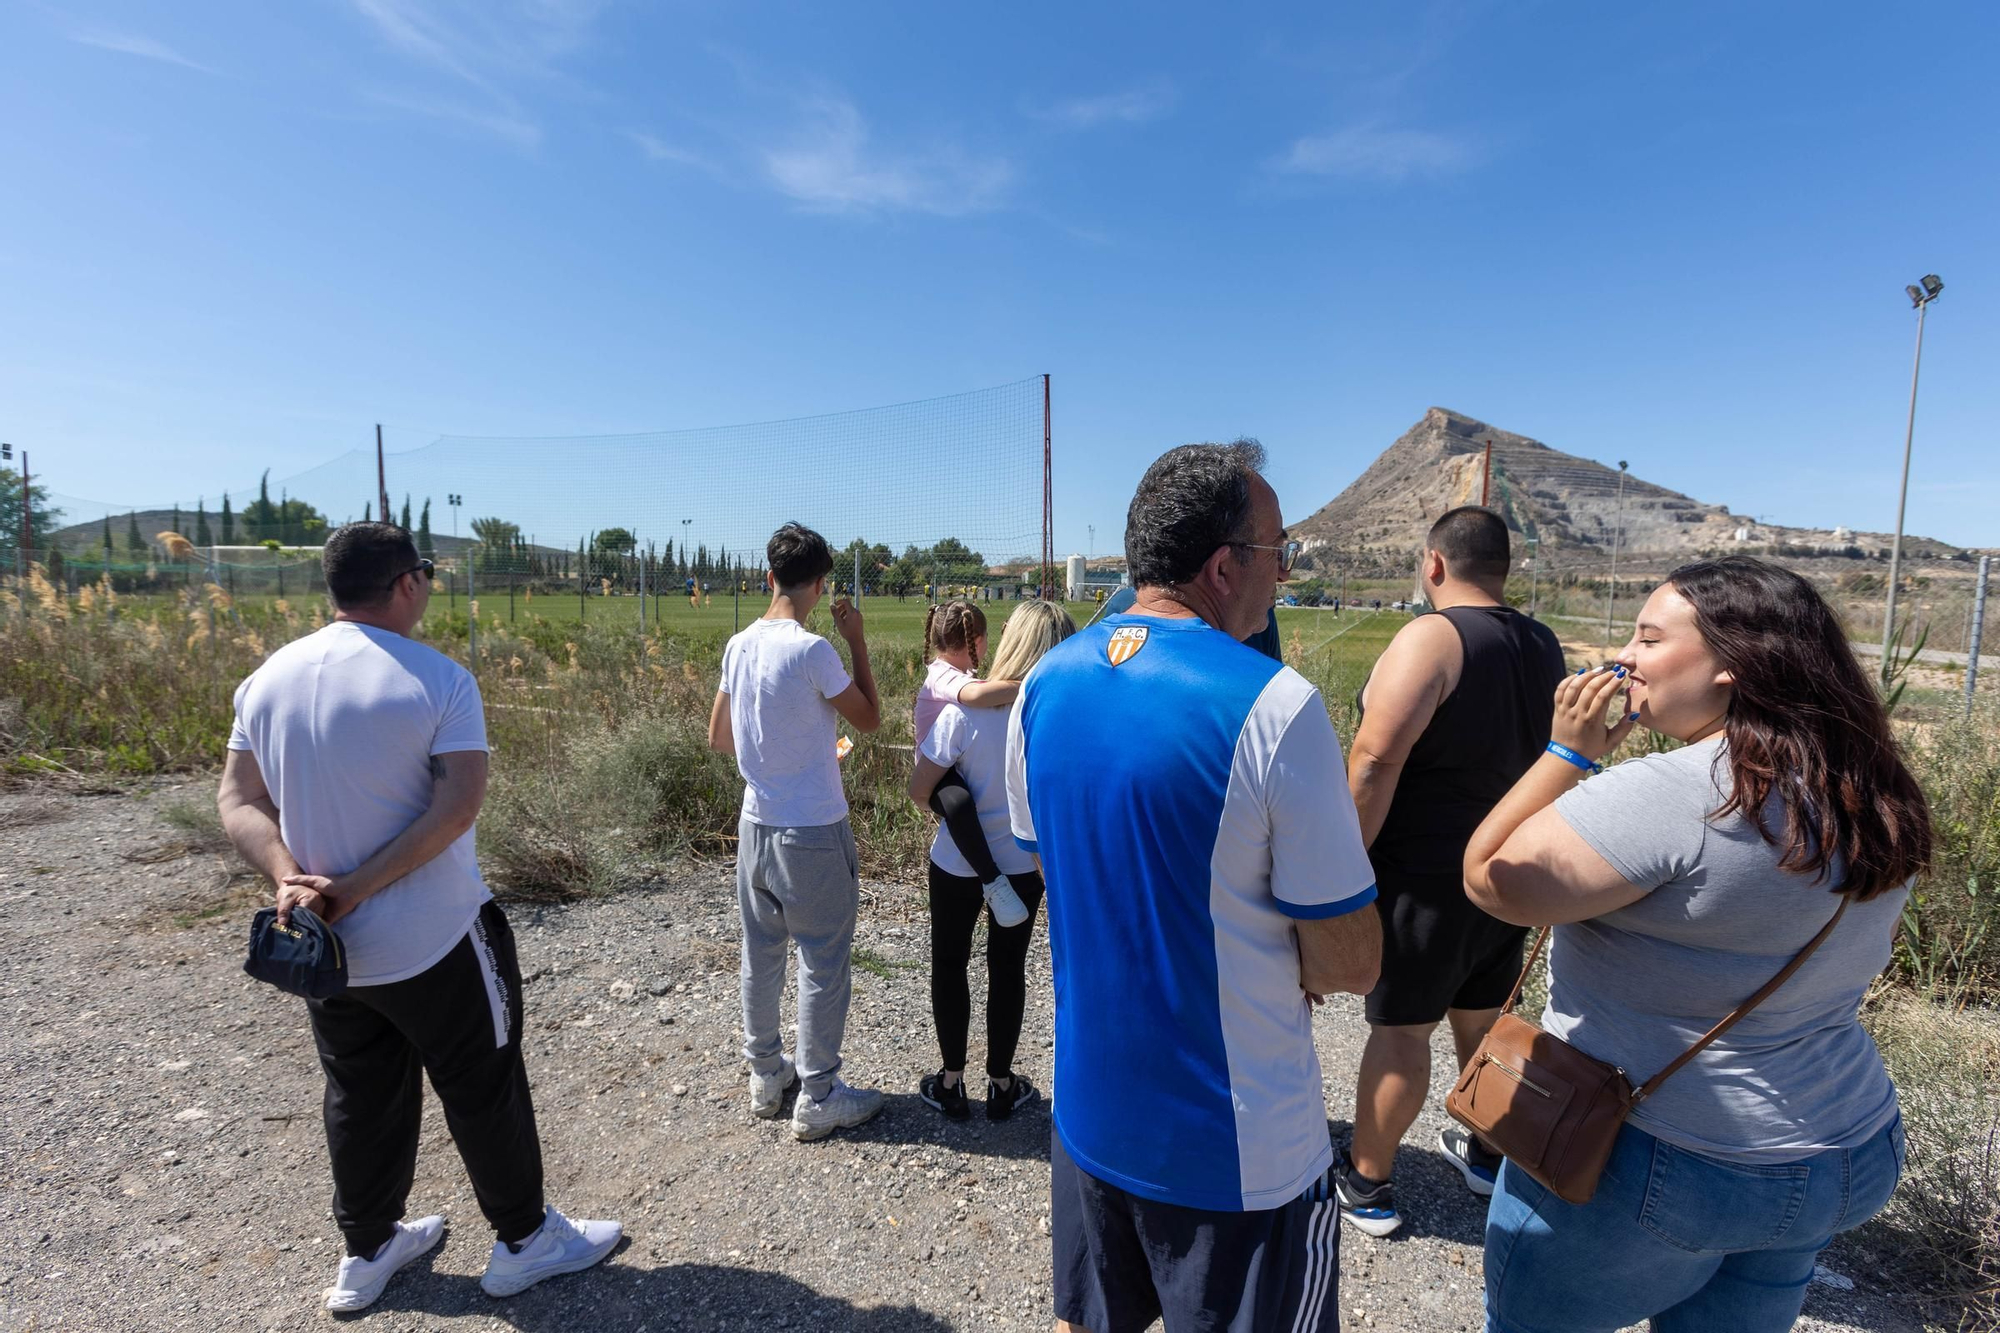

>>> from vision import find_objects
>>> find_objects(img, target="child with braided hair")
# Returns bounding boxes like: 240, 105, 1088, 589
914, 600, 1030, 930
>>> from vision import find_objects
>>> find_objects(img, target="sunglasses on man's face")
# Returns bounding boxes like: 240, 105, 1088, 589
1229, 539, 1303, 573
384, 558, 436, 590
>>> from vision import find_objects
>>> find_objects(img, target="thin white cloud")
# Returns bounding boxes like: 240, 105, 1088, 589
1026, 81, 1176, 129
761, 97, 1011, 217
1276, 122, 1474, 180
363, 90, 542, 149
67, 28, 215, 75
625, 130, 708, 170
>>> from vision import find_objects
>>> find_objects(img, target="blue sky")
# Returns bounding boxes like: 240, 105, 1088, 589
3, 0, 1995, 557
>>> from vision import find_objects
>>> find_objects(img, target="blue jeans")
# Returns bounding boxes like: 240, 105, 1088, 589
1484, 1114, 1905, 1333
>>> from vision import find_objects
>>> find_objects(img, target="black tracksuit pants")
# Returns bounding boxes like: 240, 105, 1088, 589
306, 900, 545, 1257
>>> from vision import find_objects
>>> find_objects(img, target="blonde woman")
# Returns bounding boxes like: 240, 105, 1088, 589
909, 600, 1077, 1121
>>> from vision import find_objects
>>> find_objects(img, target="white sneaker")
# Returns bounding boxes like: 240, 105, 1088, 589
982, 876, 1030, 928
479, 1205, 623, 1298
324, 1215, 444, 1312
791, 1079, 885, 1142
749, 1054, 797, 1118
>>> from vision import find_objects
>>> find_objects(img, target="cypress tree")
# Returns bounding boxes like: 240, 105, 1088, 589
417, 499, 434, 559
363, 501, 371, 523
126, 512, 144, 553
220, 494, 234, 544
195, 499, 213, 549
399, 494, 412, 532
101, 515, 113, 558
172, 503, 183, 535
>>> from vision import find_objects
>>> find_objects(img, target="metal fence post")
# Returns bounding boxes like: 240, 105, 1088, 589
1966, 555, 1990, 719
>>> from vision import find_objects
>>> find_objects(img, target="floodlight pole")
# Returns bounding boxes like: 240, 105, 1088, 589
1881, 290, 1935, 681
1605, 461, 1628, 649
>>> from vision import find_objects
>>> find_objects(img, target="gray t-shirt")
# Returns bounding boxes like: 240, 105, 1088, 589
1548, 736, 1903, 1164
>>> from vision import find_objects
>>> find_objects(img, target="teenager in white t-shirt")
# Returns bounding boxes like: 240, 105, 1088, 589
708, 523, 886, 1142
914, 599, 1031, 927
217, 523, 619, 1314
909, 600, 1077, 1122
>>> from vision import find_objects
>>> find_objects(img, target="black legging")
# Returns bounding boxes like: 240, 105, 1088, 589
928, 766, 1002, 883
928, 860, 1044, 1079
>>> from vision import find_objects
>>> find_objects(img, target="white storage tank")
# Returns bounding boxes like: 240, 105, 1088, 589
1066, 553, 1087, 600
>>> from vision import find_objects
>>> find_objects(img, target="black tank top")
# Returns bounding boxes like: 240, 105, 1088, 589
1360, 605, 1567, 879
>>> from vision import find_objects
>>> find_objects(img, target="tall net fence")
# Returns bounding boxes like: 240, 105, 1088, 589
18, 377, 1052, 606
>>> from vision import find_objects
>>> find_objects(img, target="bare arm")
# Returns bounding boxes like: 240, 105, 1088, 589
708, 690, 733, 755
827, 597, 881, 733
1465, 668, 1645, 926
1347, 615, 1458, 847
281, 751, 490, 922
217, 748, 316, 924
1297, 909, 1382, 996
954, 678, 1020, 708
909, 753, 950, 807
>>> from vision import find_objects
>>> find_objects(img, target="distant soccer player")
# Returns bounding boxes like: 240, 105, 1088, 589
708, 523, 886, 1141
1009, 441, 1380, 1332
1334, 506, 1565, 1236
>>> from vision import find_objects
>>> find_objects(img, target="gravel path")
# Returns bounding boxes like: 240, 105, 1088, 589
0, 784, 1925, 1332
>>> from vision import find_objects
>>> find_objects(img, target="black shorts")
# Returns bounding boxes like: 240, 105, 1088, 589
1364, 869, 1529, 1027
1051, 1128, 1341, 1333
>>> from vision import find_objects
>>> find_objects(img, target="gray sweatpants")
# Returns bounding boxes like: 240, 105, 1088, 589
736, 817, 860, 1101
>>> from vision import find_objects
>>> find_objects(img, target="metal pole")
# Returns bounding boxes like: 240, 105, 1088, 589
467, 548, 477, 670
1042, 373, 1054, 598
17, 450, 28, 581
1966, 555, 1990, 718
1606, 463, 1628, 648
1881, 300, 1928, 680
638, 532, 647, 637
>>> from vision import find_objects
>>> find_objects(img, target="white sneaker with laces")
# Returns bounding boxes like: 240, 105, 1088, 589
324, 1215, 445, 1312
749, 1054, 797, 1118
791, 1078, 885, 1141
479, 1205, 623, 1298
982, 877, 1030, 928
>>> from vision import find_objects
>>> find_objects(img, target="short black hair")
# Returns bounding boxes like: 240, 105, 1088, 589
1426, 506, 1511, 583
767, 522, 834, 591
1124, 440, 1268, 588
323, 522, 420, 610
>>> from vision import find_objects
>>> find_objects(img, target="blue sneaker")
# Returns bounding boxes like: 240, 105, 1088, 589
1333, 1149, 1402, 1238
1438, 1126, 1501, 1197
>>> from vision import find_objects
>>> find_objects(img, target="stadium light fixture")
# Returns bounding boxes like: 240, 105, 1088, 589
1881, 273, 1944, 680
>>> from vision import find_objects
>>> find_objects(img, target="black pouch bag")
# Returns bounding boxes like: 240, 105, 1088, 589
243, 904, 348, 999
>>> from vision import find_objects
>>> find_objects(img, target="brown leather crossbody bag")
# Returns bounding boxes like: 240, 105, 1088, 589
1445, 895, 1848, 1205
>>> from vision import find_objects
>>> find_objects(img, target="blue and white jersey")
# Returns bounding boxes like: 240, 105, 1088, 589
1006, 612, 1376, 1212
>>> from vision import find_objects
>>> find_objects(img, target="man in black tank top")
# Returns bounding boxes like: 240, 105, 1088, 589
1331, 507, 1566, 1239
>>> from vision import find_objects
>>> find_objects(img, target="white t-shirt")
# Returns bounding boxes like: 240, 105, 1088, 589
719, 617, 854, 828
920, 700, 1035, 880
227, 622, 492, 987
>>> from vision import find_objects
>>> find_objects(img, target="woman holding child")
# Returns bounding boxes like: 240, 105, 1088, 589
909, 599, 1076, 1121
1464, 556, 1923, 1332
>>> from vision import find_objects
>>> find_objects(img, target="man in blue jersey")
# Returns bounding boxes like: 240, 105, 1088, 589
1007, 441, 1381, 1333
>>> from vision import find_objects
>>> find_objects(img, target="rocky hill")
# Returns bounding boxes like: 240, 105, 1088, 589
1291, 407, 1958, 566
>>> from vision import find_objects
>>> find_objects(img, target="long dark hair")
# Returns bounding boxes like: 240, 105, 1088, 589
1668, 556, 1931, 901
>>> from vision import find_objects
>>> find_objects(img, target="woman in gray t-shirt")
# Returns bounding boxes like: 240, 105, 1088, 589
1463, 556, 1928, 1333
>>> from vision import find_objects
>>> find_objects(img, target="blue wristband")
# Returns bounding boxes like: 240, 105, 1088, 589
1546, 741, 1596, 772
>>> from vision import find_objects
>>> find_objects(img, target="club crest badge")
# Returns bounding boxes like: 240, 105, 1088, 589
1107, 625, 1150, 666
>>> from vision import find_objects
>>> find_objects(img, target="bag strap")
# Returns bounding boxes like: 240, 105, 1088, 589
1498, 925, 1551, 1017
1632, 894, 1850, 1103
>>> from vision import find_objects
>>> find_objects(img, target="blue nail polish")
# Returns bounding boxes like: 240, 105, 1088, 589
1575, 667, 1586, 676
1629, 712, 1640, 721
1614, 666, 1627, 678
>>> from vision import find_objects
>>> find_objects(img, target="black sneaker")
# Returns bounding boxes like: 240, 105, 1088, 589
1438, 1126, 1502, 1197
986, 1074, 1041, 1121
919, 1072, 970, 1121
1333, 1149, 1403, 1238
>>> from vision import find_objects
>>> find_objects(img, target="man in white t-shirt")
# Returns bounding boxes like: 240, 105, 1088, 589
219, 523, 621, 1313
708, 522, 885, 1141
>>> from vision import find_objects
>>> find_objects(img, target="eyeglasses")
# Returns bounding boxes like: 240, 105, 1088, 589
1230, 539, 1302, 573
384, 558, 436, 590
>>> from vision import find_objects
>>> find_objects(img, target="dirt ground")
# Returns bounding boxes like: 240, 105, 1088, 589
0, 782, 1929, 1332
